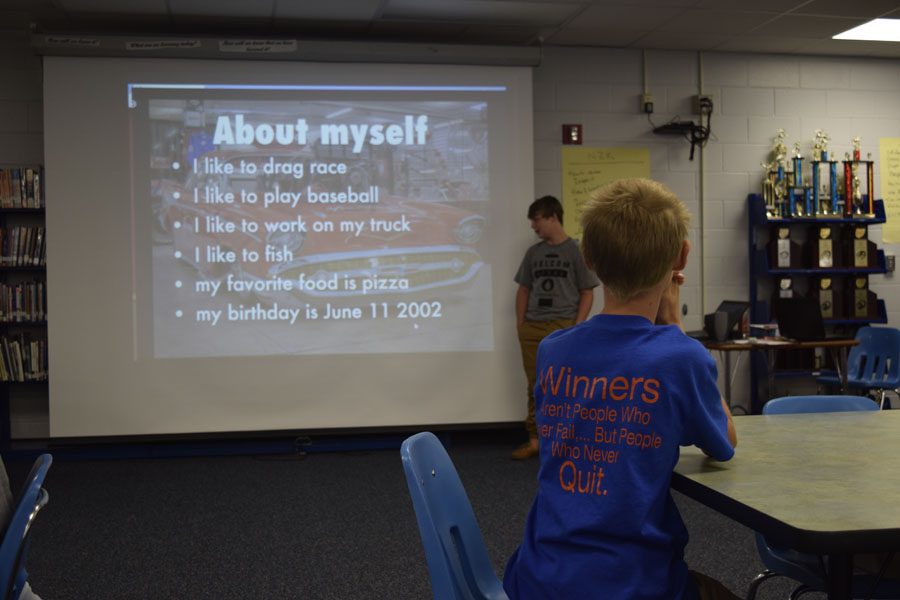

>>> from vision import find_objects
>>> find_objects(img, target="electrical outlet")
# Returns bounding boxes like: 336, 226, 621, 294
692, 93, 715, 115
887, 254, 896, 273
641, 93, 654, 114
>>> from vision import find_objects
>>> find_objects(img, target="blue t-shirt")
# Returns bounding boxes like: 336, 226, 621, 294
504, 314, 734, 600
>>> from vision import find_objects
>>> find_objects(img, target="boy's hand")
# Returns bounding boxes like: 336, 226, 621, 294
656, 271, 685, 328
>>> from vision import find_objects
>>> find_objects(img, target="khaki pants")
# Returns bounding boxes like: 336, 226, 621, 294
517, 318, 574, 438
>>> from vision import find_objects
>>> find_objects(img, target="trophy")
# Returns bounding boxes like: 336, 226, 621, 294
763, 129, 790, 218
762, 160, 777, 217
817, 277, 841, 319
842, 137, 876, 217
866, 152, 875, 216
768, 225, 800, 268
849, 275, 875, 319
846, 224, 874, 268
843, 151, 853, 217
777, 277, 794, 299
790, 142, 810, 216
811, 129, 838, 216
810, 224, 838, 268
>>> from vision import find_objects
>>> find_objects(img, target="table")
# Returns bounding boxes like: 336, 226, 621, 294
672, 410, 900, 600
704, 338, 858, 413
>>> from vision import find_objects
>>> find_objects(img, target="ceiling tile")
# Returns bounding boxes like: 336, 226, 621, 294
568, 4, 684, 29
749, 15, 868, 38
789, 0, 900, 19
458, 24, 542, 45
692, 0, 807, 11
275, 0, 381, 21
545, 27, 646, 47
714, 35, 810, 54
657, 10, 777, 35
4, 0, 900, 59
169, 0, 274, 18
383, 0, 581, 26
637, 30, 732, 51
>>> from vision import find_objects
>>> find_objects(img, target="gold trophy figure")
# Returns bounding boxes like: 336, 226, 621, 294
772, 129, 789, 217
812, 129, 833, 215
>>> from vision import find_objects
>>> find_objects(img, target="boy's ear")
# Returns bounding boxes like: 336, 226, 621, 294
673, 239, 690, 271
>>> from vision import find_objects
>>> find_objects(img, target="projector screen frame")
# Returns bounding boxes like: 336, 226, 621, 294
44, 56, 536, 439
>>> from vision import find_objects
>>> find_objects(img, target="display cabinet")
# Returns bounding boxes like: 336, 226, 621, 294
747, 193, 887, 409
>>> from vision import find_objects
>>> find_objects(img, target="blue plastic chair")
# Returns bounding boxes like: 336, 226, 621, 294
748, 398, 897, 600
762, 394, 877, 415
0, 454, 52, 600
817, 326, 900, 409
400, 432, 508, 600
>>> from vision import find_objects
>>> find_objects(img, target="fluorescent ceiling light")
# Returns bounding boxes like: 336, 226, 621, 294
834, 18, 900, 42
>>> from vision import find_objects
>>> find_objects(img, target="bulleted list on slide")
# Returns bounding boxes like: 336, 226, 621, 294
144, 98, 494, 357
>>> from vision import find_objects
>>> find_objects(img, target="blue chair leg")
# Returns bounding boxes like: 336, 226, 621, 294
746, 570, 780, 600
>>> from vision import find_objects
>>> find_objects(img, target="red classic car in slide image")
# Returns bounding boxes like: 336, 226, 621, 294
154, 148, 488, 302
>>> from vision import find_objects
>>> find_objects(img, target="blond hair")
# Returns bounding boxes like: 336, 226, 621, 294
580, 178, 690, 301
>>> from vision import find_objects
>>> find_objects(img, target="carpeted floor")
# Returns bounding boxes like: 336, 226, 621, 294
4, 432, 826, 599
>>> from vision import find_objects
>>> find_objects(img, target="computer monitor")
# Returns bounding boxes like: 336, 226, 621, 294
772, 296, 825, 341
704, 300, 749, 340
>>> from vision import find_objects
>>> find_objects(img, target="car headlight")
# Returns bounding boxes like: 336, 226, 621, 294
267, 228, 305, 254
454, 215, 486, 244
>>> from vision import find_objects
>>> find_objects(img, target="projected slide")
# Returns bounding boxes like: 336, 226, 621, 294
132, 88, 497, 358
46, 57, 532, 437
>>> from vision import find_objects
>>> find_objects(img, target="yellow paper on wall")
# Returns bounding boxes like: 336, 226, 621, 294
561, 147, 650, 238
881, 138, 900, 244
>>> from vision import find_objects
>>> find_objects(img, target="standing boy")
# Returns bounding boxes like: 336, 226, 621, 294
504, 179, 739, 599
513, 195, 599, 460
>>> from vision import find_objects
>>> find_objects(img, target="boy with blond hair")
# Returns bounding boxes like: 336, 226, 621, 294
504, 179, 739, 600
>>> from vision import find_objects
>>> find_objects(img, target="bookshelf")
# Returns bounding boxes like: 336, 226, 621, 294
0, 166, 47, 450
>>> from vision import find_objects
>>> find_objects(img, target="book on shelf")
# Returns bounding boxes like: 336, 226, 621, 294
0, 225, 46, 266
0, 166, 44, 209
0, 333, 48, 382
0, 280, 46, 322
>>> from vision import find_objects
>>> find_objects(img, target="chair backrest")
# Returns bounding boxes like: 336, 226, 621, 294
847, 326, 900, 387
763, 395, 878, 415
0, 454, 52, 600
400, 432, 507, 600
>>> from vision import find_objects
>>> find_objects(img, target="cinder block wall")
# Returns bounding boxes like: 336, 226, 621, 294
2, 22, 899, 428
532, 48, 900, 410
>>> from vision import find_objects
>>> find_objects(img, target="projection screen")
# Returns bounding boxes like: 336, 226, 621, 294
44, 56, 534, 438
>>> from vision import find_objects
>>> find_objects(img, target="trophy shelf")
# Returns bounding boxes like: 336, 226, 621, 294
746, 193, 889, 412
748, 193, 886, 225
752, 247, 888, 276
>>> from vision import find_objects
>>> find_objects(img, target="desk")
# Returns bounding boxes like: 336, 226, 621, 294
673, 411, 900, 600
704, 338, 858, 413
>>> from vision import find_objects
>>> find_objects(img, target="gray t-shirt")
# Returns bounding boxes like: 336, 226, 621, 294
514, 238, 599, 321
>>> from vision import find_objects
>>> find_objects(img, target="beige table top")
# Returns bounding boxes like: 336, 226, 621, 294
673, 410, 900, 554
